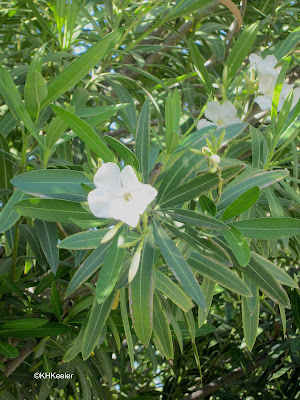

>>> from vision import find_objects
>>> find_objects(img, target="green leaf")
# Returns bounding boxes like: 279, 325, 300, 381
11, 169, 92, 203
35, 221, 59, 274
159, 166, 242, 208
104, 135, 139, 170
51, 105, 115, 162
65, 241, 111, 297
96, 232, 125, 304
58, 229, 109, 249
187, 251, 252, 297
153, 219, 206, 309
63, 318, 87, 362
222, 186, 260, 220
188, 38, 213, 94
129, 230, 155, 346
0, 341, 19, 358
41, 29, 123, 109
222, 225, 250, 267
0, 66, 41, 144
0, 320, 70, 337
76, 104, 129, 127
242, 292, 259, 351
162, 209, 228, 231
199, 195, 216, 216
51, 281, 62, 320
218, 170, 289, 210
225, 22, 259, 83
82, 293, 114, 360
198, 278, 215, 328
24, 71, 48, 121
231, 218, 300, 239
120, 287, 134, 369
241, 258, 290, 308
136, 98, 150, 182
153, 293, 174, 361
18, 224, 47, 267
94, 349, 113, 386
164, 0, 213, 21
155, 269, 194, 313
165, 222, 232, 268
13, 198, 97, 224
0, 192, 27, 233
264, 26, 300, 60
165, 90, 180, 154
251, 252, 297, 288
0, 134, 13, 190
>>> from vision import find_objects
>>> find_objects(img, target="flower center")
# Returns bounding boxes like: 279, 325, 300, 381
123, 192, 133, 202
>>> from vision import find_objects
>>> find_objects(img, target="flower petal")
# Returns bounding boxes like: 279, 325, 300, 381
204, 101, 221, 123
87, 188, 122, 219
249, 53, 262, 67
119, 207, 140, 228
93, 162, 121, 193
220, 101, 237, 118
196, 119, 216, 129
258, 76, 277, 97
255, 95, 272, 111
131, 184, 158, 215
222, 117, 242, 126
264, 55, 278, 68
120, 165, 139, 190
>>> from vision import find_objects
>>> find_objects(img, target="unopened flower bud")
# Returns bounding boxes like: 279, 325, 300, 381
209, 154, 220, 165
202, 146, 212, 157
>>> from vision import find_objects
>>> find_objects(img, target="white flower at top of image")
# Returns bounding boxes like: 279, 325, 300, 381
249, 53, 280, 78
197, 101, 242, 130
87, 163, 157, 228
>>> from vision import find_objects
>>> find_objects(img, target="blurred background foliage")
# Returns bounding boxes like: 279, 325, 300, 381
0, 0, 299, 399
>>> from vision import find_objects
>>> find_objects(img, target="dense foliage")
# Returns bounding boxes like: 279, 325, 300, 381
0, 0, 299, 399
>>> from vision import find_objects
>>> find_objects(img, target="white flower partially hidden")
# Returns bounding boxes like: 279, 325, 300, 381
255, 83, 300, 112
197, 101, 242, 130
249, 53, 300, 112
88, 163, 157, 228
249, 53, 279, 78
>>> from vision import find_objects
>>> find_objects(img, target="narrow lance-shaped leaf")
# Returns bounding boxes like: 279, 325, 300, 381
242, 292, 260, 351
231, 217, 300, 239
225, 22, 259, 83
153, 293, 174, 361
50, 281, 62, 320
11, 169, 92, 203
155, 269, 194, 313
198, 278, 215, 328
161, 208, 229, 231
159, 165, 242, 209
136, 98, 150, 182
129, 230, 155, 347
51, 105, 115, 162
0, 191, 30, 234
188, 38, 213, 94
222, 225, 250, 267
66, 241, 111, 297
120, 287, 135, 369
0, 134, 13, 190
82, 292, 115, 360
0, 66, 41, 144
153, 219, 206, 309
41, 29, 123, 109
104, 135, 139, 170
241, 258, 290, 308
13, 198, 99, 224
222, 186, 260, 220
96, 231, 125, 304
187, 251, 252, 297
35, 220, 59, 274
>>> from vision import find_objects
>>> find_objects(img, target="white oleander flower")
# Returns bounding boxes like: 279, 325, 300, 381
249, 53, 279, 78
87, 163, 157, 228
197, 101, 242, 129
255, 83, 300, 112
